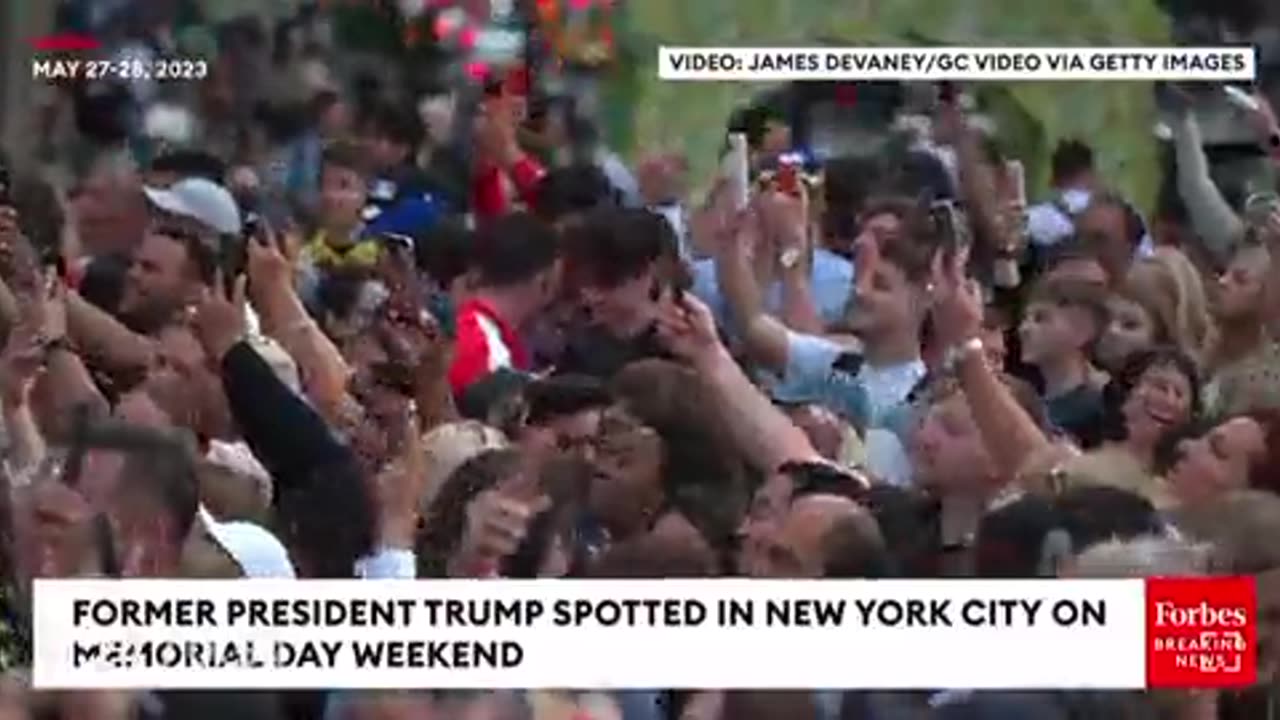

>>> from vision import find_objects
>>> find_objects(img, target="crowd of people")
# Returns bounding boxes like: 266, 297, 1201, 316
0, 4, 1279, 719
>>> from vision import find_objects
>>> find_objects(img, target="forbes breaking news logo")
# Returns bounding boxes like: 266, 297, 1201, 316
1146, 577, 1257, 688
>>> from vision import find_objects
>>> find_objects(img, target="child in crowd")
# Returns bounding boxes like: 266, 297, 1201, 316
1018, 276, 1109, 446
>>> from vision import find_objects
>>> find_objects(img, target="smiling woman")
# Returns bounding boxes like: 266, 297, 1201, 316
1097, 346, 1201, 475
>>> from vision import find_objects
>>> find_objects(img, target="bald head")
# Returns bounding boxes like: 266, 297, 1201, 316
769, 494, 885, 578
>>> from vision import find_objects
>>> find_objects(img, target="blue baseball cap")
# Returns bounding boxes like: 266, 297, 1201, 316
365, 193, 444, 240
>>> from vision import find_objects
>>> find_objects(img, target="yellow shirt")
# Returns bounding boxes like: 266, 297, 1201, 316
302, 231, 383, 271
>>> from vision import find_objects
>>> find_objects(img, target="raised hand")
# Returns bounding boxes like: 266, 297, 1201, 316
927, 245, 983, 350
191, 272, 247, 363
0, 316, 45, 408
654, 290, 723, 366
370, 404, 426, 548
245, 232, 294, 298
452, 489, 550, 577
12, 479, 98, 580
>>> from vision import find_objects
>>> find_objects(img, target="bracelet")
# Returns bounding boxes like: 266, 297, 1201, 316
942, 336, 984, 375
40, 336, 73, 359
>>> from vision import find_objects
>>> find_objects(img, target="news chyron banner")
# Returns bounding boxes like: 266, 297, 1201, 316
32, 579, 1255, 690
657, 47, 1256, 82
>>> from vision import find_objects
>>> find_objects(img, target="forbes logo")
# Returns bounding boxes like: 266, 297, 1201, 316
1146, 578, 1257, 689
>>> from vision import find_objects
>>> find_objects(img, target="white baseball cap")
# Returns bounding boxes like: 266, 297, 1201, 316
144, 177, 242, 236
198, 506, 295, 579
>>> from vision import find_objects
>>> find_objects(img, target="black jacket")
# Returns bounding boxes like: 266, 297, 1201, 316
219, 341, 374, 578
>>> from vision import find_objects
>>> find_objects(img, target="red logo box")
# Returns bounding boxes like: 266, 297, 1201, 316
1147, 577, 1257, 688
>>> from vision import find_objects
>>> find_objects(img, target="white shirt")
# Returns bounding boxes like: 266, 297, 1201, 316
1027, 188, 1092, 247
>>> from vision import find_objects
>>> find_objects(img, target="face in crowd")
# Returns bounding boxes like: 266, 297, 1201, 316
736, 481, 870, 579
1166, 416, 1265, 508
1075, 199, 1135, 283
1018, 300, 1088, 367
1120, 360, 1195, 453
844, 255, 924, 340
586, 404, 664, 541
118, 223, 212, 331
1214, 243, 1269, 323
320, 161, 368, 232
1098, 294, 1156, 372
912, 389, 997, 498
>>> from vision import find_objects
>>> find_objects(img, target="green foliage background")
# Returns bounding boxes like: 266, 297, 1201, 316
602, 0, 1171, 210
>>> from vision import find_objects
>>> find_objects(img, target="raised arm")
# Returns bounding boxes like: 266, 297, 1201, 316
656, 290, 821, 474
765, 188, 826, 335
245, 234, 352, 424
192, 274, 374, 576
65, 290, 156, 375
930, 249, 1050, 479
712, 206, 791, 372
1172, 109, 1244, 259
948, 107, 1017, 263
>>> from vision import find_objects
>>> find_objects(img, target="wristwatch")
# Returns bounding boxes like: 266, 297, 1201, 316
778, 246, 803, 271
942, 336, 984, 374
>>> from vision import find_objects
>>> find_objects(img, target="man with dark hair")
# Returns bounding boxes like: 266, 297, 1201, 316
1028, 138, 1098, 248
366, 102, 436, 212
519, 374, 612, 461
117, 225, 219, 333
448, 213, 560, 396
556, 207, 681, 378
533, 163, 618, 226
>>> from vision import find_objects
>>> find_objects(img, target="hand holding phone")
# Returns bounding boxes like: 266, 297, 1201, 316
929, 200, 968, 261
723, 133, 750, 211
1005, 160, 1026, 207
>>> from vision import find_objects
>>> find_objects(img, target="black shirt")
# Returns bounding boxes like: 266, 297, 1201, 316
556, 323, 673, 379
1046, 383, 1105, 448
79, 253, 130, 318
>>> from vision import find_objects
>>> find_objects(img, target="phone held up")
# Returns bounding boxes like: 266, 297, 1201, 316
220, 196, 271, 296
928, 199, 968, 261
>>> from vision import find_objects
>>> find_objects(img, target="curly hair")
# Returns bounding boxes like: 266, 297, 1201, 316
415, 448, 522, 577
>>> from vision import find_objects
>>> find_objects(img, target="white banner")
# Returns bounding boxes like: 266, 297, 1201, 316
32, 579, 1146, 690
657, 47, 1256, 81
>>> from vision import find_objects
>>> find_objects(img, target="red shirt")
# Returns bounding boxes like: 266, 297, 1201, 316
471, 154, 546, 221
448, 297, 530, 397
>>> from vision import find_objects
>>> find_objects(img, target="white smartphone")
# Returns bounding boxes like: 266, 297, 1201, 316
1005, 159, 1026, 206
1223, 85, 1261, 113
722, 132, 750, 211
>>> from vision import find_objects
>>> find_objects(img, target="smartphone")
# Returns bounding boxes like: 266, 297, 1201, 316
723, 132, 750, 211
929, 199, 967, 259
1005, 159, 1026, 207
1223, 84, 1261, 113
219, 232, 248, 296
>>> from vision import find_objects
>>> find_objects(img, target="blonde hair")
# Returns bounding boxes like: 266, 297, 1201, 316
418, 421, 509, 514
1119, 247, 1212, 364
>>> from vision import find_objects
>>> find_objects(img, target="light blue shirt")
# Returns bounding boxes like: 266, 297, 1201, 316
783, 331, 925, 429
691, 249, 854, 332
